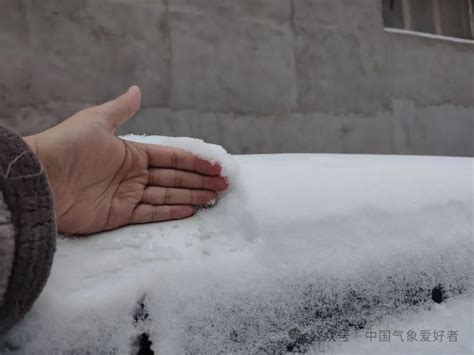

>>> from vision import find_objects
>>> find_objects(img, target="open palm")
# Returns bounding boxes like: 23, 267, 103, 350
26, 86, 227, 235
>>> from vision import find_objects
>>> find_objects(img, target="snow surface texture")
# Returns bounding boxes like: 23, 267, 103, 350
1, 135, 472, 354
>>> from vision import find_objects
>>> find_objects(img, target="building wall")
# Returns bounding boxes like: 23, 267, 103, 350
0, 0, 473, 156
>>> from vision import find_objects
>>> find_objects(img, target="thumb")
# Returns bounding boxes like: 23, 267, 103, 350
97, 85, 142, 132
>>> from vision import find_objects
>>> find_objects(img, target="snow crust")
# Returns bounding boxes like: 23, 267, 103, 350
1, 136, 472, 354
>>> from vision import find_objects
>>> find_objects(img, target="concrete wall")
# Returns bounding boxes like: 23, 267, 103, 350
0, 0, 473, 156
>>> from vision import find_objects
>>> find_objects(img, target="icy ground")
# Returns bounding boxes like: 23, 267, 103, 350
1, 136, 472, 354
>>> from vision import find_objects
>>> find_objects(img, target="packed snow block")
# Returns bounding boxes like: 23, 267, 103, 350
0, 136, 472, 354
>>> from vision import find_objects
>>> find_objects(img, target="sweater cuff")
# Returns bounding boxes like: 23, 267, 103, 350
0, 126, 57, 334
0, 190, 15, 308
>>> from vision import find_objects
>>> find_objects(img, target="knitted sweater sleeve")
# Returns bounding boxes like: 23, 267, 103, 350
0, 126, 56, 334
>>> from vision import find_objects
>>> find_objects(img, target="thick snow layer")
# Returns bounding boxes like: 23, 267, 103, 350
1, 136, 472, 354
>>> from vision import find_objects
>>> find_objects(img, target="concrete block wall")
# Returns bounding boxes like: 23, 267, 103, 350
0, 0, 473, 156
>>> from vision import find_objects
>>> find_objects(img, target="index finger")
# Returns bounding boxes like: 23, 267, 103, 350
144, 144, 222, 176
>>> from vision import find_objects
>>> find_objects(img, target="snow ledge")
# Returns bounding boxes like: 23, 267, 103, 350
384, 27, 474, 45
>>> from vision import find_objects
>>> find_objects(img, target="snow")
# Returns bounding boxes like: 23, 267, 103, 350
1, 136, 472, 354
321, 296, 474, 354
384, 27, 474, 44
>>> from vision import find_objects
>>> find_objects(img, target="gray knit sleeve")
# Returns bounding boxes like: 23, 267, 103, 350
0, 126, 56, 334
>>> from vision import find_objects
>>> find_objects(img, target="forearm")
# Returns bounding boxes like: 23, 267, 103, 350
0, 126, 56, 335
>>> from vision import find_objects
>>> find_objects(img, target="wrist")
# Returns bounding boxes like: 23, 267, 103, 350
23, 132, 74, 224
24, 134, 39, 157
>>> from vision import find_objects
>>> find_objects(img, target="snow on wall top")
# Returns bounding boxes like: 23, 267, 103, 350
385, 27, 474, 45
1, 136, 472, 354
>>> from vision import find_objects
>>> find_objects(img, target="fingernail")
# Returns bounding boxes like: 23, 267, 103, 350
198, 199, 217, 209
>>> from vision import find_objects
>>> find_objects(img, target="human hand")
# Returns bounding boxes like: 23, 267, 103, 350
24, 86, 228, 235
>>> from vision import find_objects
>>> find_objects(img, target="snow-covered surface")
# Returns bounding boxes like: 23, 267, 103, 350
385, 27, 474, 44
320, 296, 473, 354
1, 136, 472, 354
